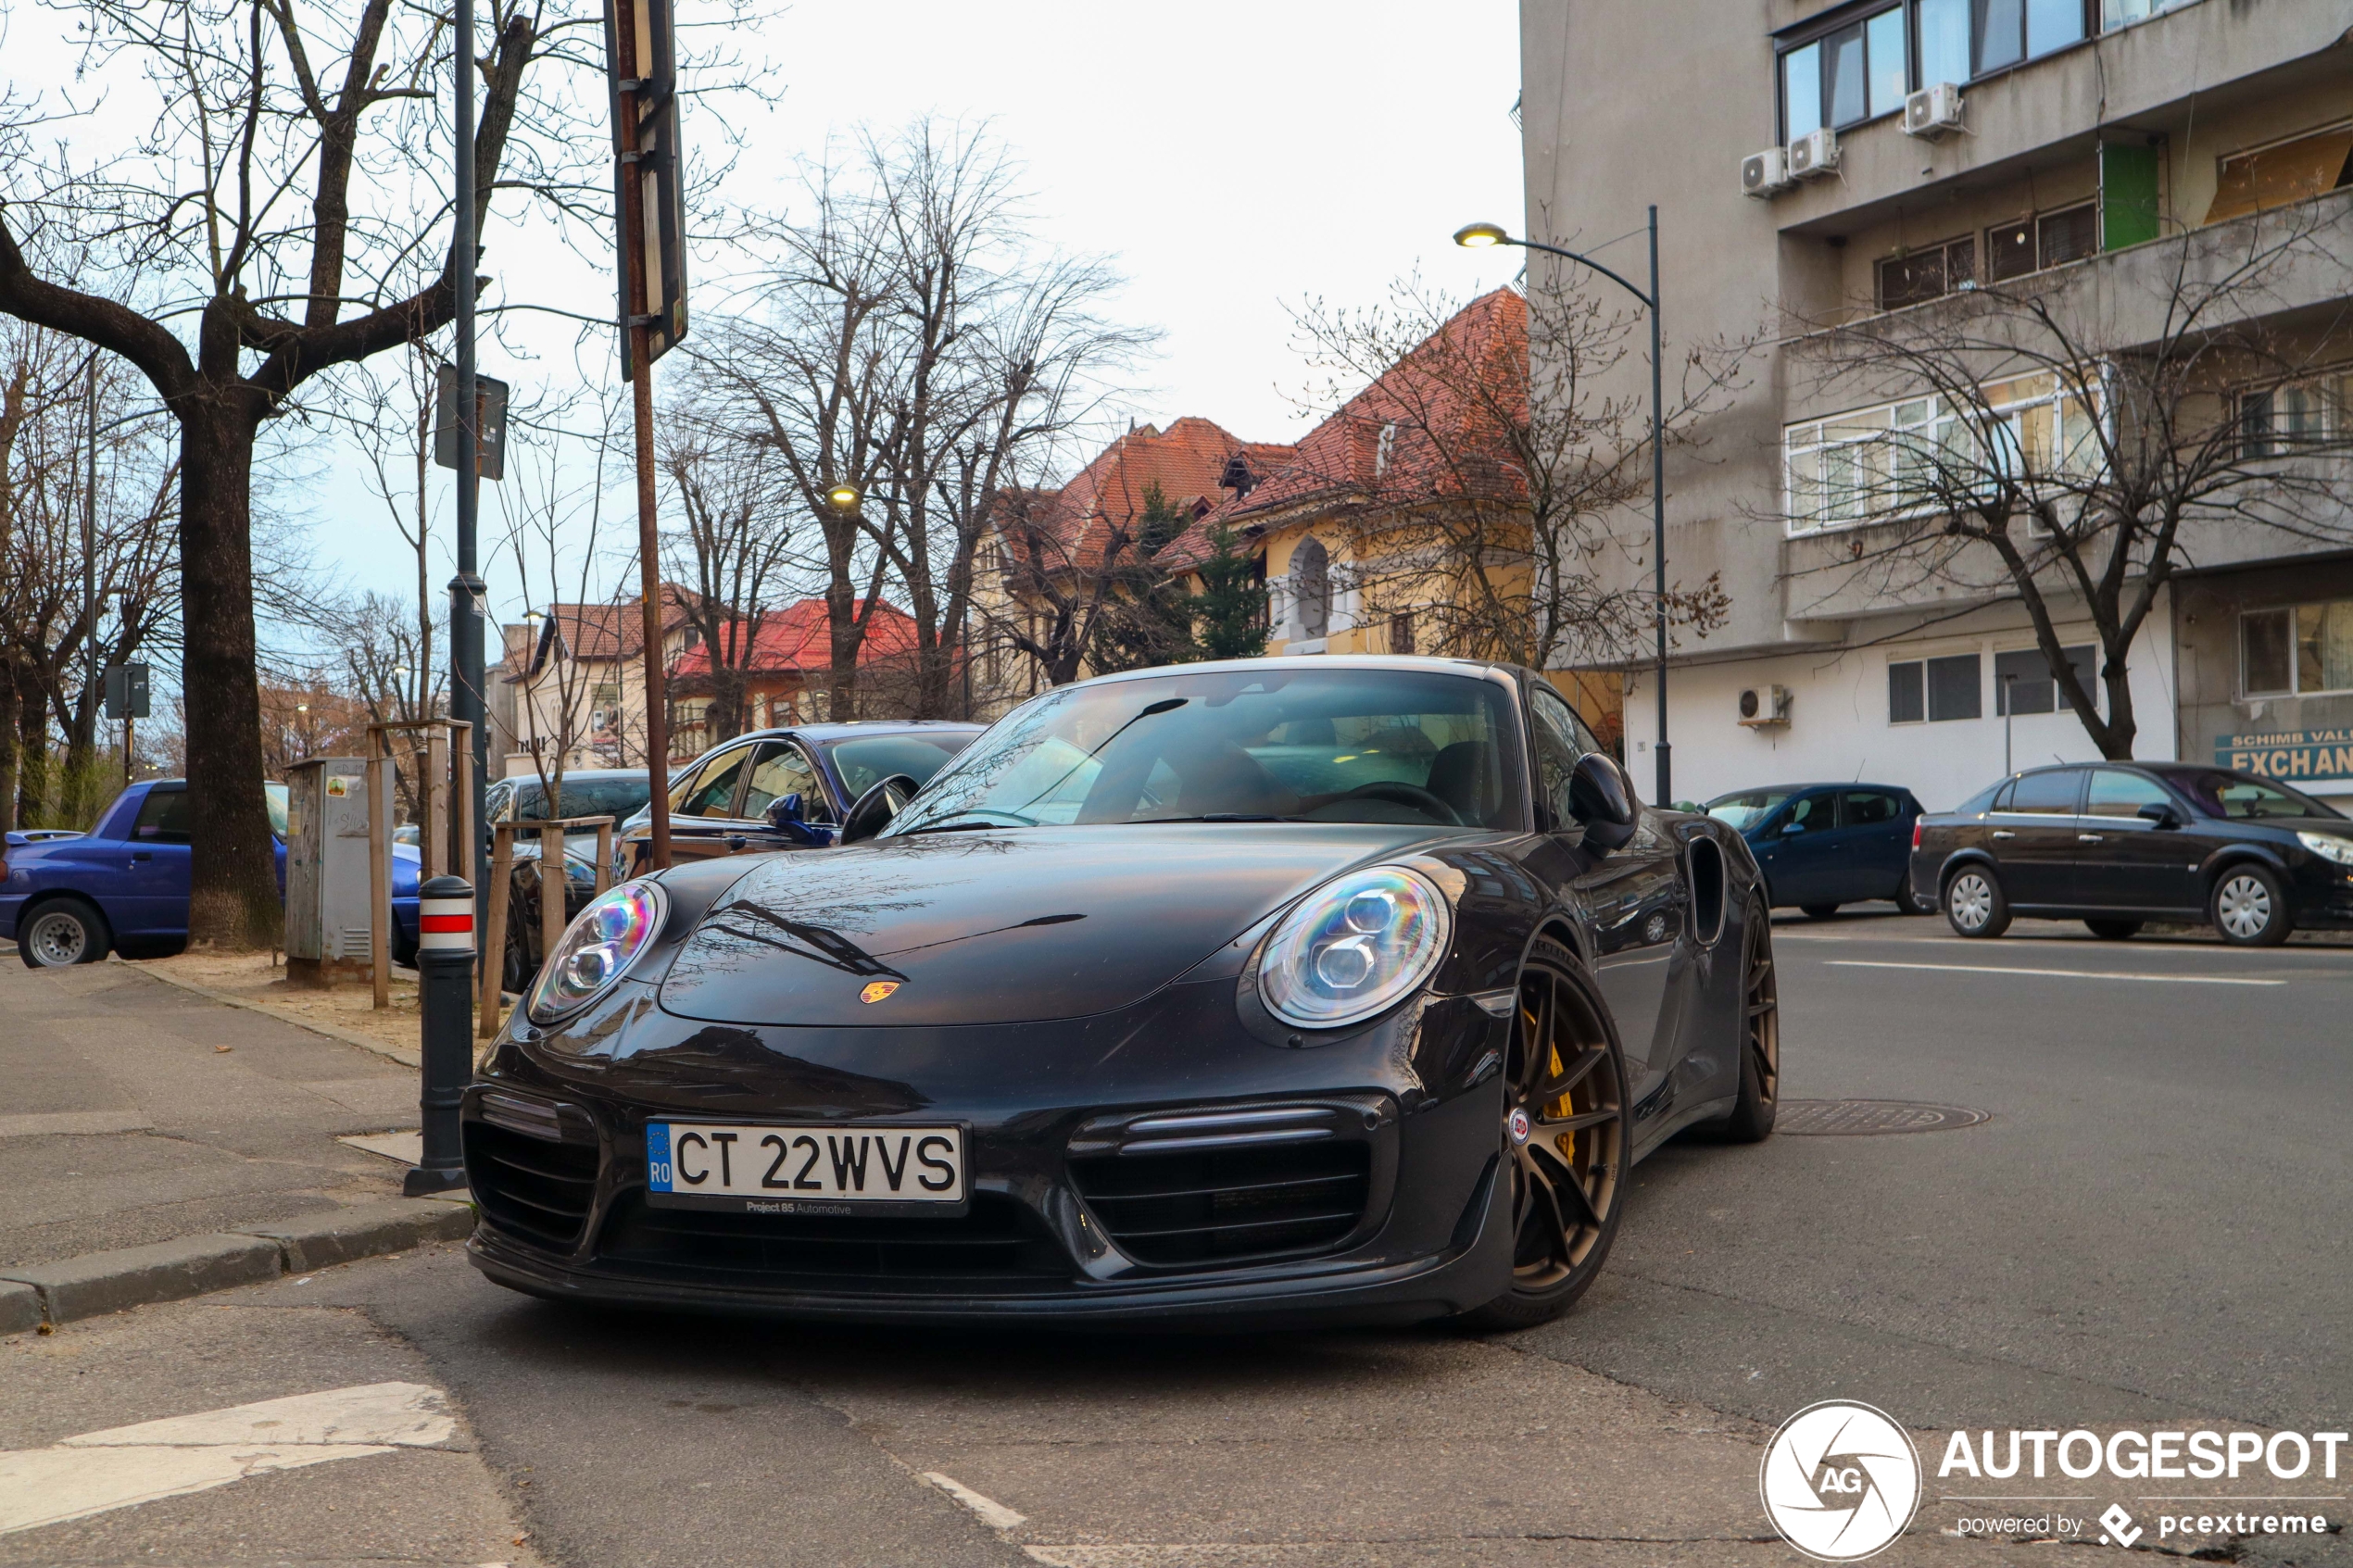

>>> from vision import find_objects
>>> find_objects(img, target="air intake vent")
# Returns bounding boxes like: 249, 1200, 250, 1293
1066, 1098, 1392, 1270
465, 1120, 599, 1252
595, 1192, 1069, 1292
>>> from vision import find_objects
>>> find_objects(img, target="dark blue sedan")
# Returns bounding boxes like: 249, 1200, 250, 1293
1705, 782, 1928, 918
2, 778, 422, 968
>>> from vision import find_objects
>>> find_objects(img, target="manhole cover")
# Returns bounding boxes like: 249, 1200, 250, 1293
1778, 1099, 1991, 1135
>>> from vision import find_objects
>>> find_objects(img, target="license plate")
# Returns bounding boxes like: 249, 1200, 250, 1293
645, 1123, 966, 1216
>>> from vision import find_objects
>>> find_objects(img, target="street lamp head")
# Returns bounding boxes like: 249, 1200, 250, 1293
296, 703, 309, 713
825, 483, 862, 511
1453, 221, 1512, 250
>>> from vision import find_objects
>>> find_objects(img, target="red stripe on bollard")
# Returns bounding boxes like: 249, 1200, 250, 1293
420, 914, 473, 933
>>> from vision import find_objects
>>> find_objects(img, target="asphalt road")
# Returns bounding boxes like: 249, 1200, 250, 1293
6, 909, 2349, 1566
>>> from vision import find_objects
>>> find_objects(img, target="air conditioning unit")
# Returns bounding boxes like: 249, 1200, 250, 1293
1737, 685, 1793, 728
1788, 127, 1841, 180
1742, 147, 1793, 199
1903, 83, 1965, 139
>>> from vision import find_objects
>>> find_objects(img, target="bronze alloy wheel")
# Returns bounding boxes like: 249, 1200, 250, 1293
1462, 939, 1629, 1327
1717, 899, 1780, 1141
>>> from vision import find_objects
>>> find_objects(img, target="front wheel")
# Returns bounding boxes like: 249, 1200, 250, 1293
2211, 865, 2290, 947
1944, 866, 2010, 938
1800, 903, 1841, 921
2084, 919, 2141, 940
19, 899, 108, 968
1705, 900, 1778, 1143
1456, 938, 1629, 1331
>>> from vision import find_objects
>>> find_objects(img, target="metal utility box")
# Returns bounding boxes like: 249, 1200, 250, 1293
285, 757, 375, 986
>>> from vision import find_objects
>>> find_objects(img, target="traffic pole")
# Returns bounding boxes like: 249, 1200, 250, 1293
404, 875, 475, 1198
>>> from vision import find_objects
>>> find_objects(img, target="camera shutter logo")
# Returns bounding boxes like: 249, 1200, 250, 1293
1759, 1400, 1921, 1562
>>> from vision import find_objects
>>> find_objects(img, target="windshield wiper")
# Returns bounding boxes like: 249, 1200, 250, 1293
896, 810, 1037, 834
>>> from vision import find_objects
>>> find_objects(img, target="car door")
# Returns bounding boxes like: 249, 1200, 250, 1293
1834, 787, 1909, 902
1986, 767, 2086, 907
2075, 768, 2199, 913
1528, 684, 1680, 1095
667, 744, 760, 863
1755, 791, 1838, 906
118, 784, 195, 936
736, 739, 837, 851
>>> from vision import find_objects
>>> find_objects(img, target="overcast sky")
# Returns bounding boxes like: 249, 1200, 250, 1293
12, 0, 1530, 633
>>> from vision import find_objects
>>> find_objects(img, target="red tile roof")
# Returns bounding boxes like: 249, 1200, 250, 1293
1001, 417, 1295, 575
1157, 289, 1528, 571
667, 596, 924, 679
537, 584, 702, 664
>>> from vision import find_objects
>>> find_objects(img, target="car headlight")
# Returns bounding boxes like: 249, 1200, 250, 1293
1257, 865, 1453, 1030
527, 879, 668, 1023
2296, 831, 2353, 867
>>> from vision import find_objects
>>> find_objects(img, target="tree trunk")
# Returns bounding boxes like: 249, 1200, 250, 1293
0, 657, 18, 834
178, 407, 281, 948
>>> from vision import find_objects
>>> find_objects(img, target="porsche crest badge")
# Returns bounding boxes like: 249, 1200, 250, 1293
860, 980, 901, 1004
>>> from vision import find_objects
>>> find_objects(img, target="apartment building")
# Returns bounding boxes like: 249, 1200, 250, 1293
1522, 0, 2353, 808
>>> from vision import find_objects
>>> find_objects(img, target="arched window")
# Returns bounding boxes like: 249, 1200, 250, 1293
1290, 536, 1330, 640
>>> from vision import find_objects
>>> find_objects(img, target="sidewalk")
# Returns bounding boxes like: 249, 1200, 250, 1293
0, 956, 454, 1279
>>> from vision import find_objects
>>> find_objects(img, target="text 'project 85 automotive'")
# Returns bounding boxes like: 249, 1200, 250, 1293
463, 657, 1779, 1328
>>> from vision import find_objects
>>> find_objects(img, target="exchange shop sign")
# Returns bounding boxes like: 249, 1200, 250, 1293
2214, 727, 2353, 782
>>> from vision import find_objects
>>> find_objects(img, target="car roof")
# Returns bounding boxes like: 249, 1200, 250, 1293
1706, 783, 1909, 797
1072, 654, 1510, 686
506, 768, 645, 784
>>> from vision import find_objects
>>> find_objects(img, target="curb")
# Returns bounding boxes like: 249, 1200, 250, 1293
0, 1198, 475, 1335
131, 961, 422, 1068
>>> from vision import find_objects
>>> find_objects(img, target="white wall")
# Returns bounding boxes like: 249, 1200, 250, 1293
1621, 596, 2180, 812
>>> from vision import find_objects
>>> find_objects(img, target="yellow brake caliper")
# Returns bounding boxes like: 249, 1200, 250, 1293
1548, 1044, 1576, 1164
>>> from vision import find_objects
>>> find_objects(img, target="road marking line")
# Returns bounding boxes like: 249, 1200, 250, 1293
1826, 960, 2285, 986
922, 1472, 1027, 1530
0, 1383, 452, 1536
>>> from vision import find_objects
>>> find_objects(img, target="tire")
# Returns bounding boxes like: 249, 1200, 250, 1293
2211, 864, 2290, 947
19, 898, 109, 968
2083, 919, 2141, 940
1943, 865, 2010, 938
1456, 938, 1630, 1331
1801, 903, 1841, 921
1706, 899, 1778, 1143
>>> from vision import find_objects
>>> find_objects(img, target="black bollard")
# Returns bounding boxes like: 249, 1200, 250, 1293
404, 874, 474, 1197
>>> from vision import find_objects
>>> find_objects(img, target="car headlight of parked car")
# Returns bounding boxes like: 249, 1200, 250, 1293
528, 879, 668, 1023
1256, 865, 1453, 1030
2296, 831, 2353, 867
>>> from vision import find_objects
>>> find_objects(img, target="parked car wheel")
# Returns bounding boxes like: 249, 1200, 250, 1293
2083, 919, 2142, 940
1944, 866, 2010, 938
1800, 903, 1841, 921
1456, 939, 1629, 1330
1895, 866, 1934, 914
2210, 865, 2290, 947
19, 898, 109, 968
1703, 901, 1778, 1144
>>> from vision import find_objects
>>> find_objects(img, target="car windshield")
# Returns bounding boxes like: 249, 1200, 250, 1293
2173, 771, 2342, 821
513, 776, 650, 822
1705, 790, 1791, 831
887, 667, 1525, 834
265, 782, 288, 837
826, 734, 975, 800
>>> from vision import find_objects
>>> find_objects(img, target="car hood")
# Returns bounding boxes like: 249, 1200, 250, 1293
654, 823, 1453, 1027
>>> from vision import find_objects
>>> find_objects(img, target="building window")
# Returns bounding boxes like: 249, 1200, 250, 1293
1984, 202, 2097, 283
2237, 371, 2348, 458
1389, 611, 1416, 655
1994, 644, 2096, 713
2244, 599, 2353, 697
2202, 122, 2353, 227
1290, 537, 1330, 640
1878, 236, 1978, 310
2100, 0, 2196, 27
1785, 374, 2101, 533
1890, 653, 1983, 722
1781, 5, 1906, 139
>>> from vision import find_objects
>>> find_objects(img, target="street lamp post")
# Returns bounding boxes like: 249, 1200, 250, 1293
1455, 214, 1673, 807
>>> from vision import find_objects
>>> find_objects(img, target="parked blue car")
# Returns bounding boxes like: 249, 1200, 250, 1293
1705, 781, 1930, 917
1, 778, 422, 968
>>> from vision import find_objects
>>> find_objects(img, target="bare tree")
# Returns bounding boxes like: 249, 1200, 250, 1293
661, 420, 797, 742
1281, 274, 1742, 674
1789, 205, 2353, 759
0, 0, 611, 945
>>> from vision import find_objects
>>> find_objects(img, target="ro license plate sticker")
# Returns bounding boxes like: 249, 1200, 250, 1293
645, 1123, 966, 1212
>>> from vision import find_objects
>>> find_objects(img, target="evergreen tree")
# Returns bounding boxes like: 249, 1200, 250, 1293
1187, 523, 1269, 661
1090, 483, 1201, 671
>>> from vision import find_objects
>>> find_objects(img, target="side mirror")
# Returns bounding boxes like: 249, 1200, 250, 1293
1780, 820, 1808, 836
2135, 802, 2181, 828
838, 773, 919, 846
1567, 752, 1638, 852
763, 791, 807, 829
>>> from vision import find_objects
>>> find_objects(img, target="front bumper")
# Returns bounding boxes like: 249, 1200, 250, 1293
461, 975, 1516, 1325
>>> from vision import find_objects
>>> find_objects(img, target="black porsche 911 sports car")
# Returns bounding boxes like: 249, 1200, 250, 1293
463, 657, 1779, 1327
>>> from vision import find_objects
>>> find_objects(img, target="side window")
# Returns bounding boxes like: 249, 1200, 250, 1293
741, 743, 827, 822
2085, 769, 2173, 818
675, 748, 751, 819
2004, 769, 2085, 814
1527, 685, 1588, 827
1841, 789, 1902, 826
132, 788, 192, 843
1782, 793, 1833, 832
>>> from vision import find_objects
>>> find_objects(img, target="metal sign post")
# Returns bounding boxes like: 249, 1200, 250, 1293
605, 0, 686, 870
103, 663, 148, 784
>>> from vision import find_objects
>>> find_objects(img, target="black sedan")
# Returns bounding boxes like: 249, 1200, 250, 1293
1911, 761, 2353, 946
463, 658, 1779, 1327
